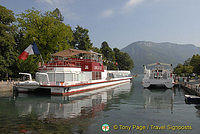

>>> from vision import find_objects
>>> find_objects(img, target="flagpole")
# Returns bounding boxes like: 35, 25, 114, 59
33, 37, 45, 66
40, 54, 45, 66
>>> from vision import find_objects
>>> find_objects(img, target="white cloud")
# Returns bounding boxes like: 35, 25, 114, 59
35, 0, 79, 20
123, 0, 144, 12
39, 0, 54, 5
36, 0, 75, 6
101, 9, 114, 18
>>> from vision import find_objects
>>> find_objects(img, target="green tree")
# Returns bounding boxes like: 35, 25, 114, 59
13, 8, 74, 77
184, 65, 193, 76
113, 48, 134, 70
92, 46, 101, 53
174, 64, 193, 76
71, 25, 93, 50
189, 54, 200, 74
174, 64, 183, 76
183, 58, 191, 66
100, 41, 115, 61
0, 5, 18, 79
52, 8, 64, 21
100, 41, 117, 70
17, 8, 73, 61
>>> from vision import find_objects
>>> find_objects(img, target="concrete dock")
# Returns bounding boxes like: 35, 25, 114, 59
182, 81, 200, 96
174, 78, 200, 104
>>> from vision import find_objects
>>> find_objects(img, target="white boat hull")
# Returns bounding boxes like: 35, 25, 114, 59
14, 85, 40, 93
142, 79, 174, 88
14, 77, 132, 95
142, 63, 174, 89
42, 77, 132, 96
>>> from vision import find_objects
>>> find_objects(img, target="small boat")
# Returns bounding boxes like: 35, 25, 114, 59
142, 62, 174, 88
13, 73, 40, 93
14, 49, 132, 96
185, 95, 200, 104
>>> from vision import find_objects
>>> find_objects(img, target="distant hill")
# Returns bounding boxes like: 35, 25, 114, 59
121, 41, 200, 73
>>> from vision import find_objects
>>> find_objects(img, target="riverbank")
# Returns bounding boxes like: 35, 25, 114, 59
0, 81, 14, 92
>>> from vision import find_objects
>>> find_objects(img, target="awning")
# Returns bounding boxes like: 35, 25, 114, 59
52, 49, 94, 57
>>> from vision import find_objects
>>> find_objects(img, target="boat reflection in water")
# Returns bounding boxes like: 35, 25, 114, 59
194, 105, 200, 118
15, 83, 131, 119
143, 88, 174, 113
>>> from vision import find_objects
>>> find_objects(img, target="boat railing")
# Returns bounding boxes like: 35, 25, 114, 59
44, 61, 82, 68
43, 58, 101, 68
40, 81, 67, 86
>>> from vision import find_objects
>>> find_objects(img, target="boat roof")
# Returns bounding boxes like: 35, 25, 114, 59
52, 49, 101, 57
147, 62, 172, 67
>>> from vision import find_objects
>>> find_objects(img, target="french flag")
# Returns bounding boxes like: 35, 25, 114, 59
18, 42, 40, 60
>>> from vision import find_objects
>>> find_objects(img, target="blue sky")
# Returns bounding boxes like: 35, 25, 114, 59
1, 0, 200, 48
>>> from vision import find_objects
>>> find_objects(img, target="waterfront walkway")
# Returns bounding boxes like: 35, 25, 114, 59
176, 78, 200, 97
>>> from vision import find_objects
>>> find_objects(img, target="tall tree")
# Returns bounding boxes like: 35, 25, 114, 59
14, 8, 74, 77
113, 48, 134, 70
189, 54, 200, 74
100, 41, 115, 61
0, 5, 18, 79
52, 8, 64, 21
174, 64, 193, 76
71, 25, 93, 50
92, 46, 101, 53
16, 8, 74, 61
100, 41, 117, 70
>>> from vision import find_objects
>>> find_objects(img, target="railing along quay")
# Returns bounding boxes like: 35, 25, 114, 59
180, 79, 200, 97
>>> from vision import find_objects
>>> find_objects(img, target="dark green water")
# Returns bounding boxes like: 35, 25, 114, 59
0, 76, 200, 134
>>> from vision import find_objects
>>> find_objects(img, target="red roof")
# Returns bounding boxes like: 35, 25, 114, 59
52, 49, 94, 57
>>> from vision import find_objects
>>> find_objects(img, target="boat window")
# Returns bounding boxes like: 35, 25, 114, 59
92, 72, 101, 80
48, 73, 55, 82
64, 73, 73, 81
107, 73, 114, 78
56, 73, 64, 82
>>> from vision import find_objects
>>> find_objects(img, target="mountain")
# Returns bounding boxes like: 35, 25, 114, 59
121, 41, 200, 73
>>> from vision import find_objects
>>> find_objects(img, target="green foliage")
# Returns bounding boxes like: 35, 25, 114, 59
13, 8, 74, 77
100, 41, 115, 62
92, 46, 101, 53
0, 5, 18, 79
174, 54, 200, 76
71, 25, 93, 50
52, 8, 64, 21
113, 48, 134, 70
0, 5, 134, 79
189, 54, 200, 74
17, 8, 73, 61
100, 42, 134, 70
174, 64, 193, 76
15, 56, 39, 78
100, 41, 117, 70
183, 58, 191, 66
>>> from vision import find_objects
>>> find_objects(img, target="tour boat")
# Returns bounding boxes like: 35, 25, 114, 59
142, 62, 174, 88
14, 49, 132, 95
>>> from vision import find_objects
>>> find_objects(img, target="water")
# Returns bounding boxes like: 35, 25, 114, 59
0, 75, 200, 134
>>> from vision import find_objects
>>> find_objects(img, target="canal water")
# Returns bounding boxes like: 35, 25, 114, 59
0, 75, 200, 134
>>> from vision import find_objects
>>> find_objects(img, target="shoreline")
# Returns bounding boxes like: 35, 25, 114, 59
0, 81, 14, 92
